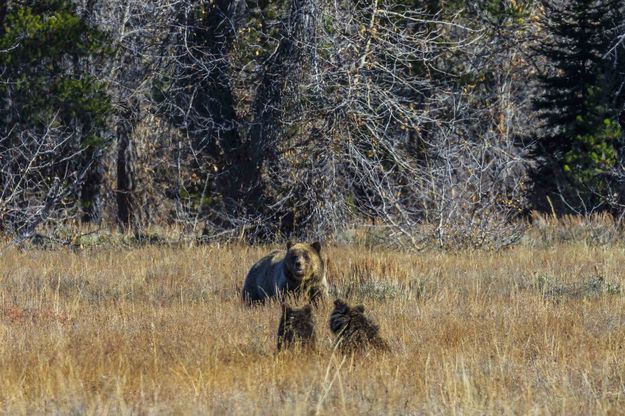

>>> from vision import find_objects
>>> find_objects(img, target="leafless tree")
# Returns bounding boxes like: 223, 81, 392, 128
241, 0, 533, 248
0, 117, 95, 252
1, 0, 537, 249
144, 0, 536, 248
80, 0, 181, 233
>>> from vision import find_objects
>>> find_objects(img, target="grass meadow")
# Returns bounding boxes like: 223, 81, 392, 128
1, 240, 625, 414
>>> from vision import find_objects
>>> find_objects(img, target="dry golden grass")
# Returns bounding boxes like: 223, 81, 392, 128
1, 242, 625, 415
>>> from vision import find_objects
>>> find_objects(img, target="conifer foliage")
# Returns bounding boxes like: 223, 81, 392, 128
0, 0, 112, 233
533, 0, 625, 210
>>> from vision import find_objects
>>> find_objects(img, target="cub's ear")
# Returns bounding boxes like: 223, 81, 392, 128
311, 241, 321, 254
286, 241, 294, 251
302, 304, 313, 314
354, 305, 365, 314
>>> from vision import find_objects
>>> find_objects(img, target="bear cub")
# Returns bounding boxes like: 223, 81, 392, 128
277, 303, 316, 351
329, 298, 389, 353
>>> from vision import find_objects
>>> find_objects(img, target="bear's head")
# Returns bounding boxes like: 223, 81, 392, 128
284, 241, 323, 282
333, 298, 365, 317
282, 303, 314, 324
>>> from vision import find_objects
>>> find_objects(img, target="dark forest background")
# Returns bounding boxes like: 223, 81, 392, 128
1, 0, 625, 248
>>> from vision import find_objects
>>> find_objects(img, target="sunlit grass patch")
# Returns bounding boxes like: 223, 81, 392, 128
0, 242, 624, 414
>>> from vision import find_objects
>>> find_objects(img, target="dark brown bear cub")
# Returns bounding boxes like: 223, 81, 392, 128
277, 303, 316, 351
329, 298, 389, 353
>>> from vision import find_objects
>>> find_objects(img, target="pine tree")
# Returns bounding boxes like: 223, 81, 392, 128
0, 0, 112, 222
533, 0, 625, 210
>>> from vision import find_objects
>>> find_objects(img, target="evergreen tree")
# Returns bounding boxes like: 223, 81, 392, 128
0, 0, 112, 223
533, 0, 625, 211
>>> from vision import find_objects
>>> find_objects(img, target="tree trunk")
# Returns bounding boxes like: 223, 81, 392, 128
247, 0, 317, 237
116, 101, 138, 231
204, 1, 253, 213
80, 150, 104, 223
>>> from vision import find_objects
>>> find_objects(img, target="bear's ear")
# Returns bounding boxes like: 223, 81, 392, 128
311, 241, 321, 254
286, 241, 294, 251
302, 304, 313, 314
354, 305, 365, 314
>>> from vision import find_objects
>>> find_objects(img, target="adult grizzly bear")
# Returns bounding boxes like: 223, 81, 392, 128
241, 241, 328, 305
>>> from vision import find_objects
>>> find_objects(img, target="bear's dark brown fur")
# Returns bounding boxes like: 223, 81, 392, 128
242, 242, 328, 305
277, 303, 316, 351
329, 298, 389, 353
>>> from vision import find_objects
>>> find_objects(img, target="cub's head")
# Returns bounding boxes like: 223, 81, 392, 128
284, 241, 323, 281
333, 298, 365, 315
332, 298, 349, 315
282, 303, 314, 324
